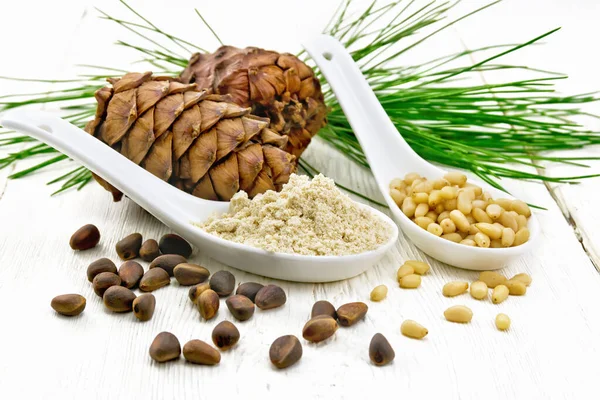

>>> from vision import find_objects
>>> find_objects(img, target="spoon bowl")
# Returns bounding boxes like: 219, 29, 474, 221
303, 35, 539, 270
0, 108, 398, 282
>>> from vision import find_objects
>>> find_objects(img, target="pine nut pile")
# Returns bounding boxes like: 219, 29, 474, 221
389, 172, 532, 248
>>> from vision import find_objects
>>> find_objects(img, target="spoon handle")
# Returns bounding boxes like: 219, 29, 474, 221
0, 109, 190, 221
303, 35, 441, 182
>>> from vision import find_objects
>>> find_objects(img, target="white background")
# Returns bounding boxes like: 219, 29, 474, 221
1, 1, 600, 399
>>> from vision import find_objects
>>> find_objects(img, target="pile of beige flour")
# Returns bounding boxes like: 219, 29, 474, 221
198, 174, 392, 256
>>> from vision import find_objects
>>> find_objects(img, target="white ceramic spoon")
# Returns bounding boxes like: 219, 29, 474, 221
0, 108, 398, 282
303, 35, 539, 270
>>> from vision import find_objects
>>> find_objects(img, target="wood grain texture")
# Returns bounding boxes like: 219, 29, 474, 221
1, 1, 600, 399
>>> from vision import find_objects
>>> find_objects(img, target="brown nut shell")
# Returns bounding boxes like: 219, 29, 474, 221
337, 302, 368, 327
211, 321, 240, 350
197, 289, 220, 320
235, 282, 264, 303
369, 333, 395, 366
209, 270, 235, 296
116, 233, 143, 260
118, 261, 144, 289
103, 286, 136, 312
69, 224, 100, 250
133, 293, 156, 321
173, 263, 210, 286
159, 233, 192, 258
269, 335, 302, 369
139, 268, 171, 292
86, 258, 117, 282
188, 282, 211, 303
149, 332, 181, 362
139, 239, 160, 262
225, 295, 255, 321
311, 300, 337, 319
255, 285, 287, 310
302, 316, 338, 343
183, 340, 221, 365
149, 254, 187, 276
51, 294, 86, 316
92, 272, 122, 297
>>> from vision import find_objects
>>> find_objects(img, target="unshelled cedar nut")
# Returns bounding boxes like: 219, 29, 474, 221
159, 234, 192, 258
173, 263, 210, 286
369, 333, 395, 366
311, 300, 337, 319
149, 254, 187, 277
103, 286, 136, 312
69, 224, 100, 250
269, 335, 302, 369
51, 294, 86, 316
255, 285, 286, 310
149, 332, 181, 362
133, 294, 156, 322
183, 340, 221, 365
211, 321, 240, 351
198, 289, 219, 320
302, 316, 338, 343
139, 239, 160, 262
115, 233, 143, 260
235, 282, 264, 303
139, 268, 170, 292
188, 282, 210, 303
209, 270, 236, 297
118, 261, 144, 289
225, 295, 255, 321
336, 302, 368, 327
92, 272, 122, 297
87, 258, 117, 282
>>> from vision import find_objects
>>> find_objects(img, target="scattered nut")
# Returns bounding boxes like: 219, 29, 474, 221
159, 233, 193, 258
399, 274, 421, 289
442, 281, 469, 297
92, 272, 122, 297
492, 284, 509, 304
133, 293, 156, 322
469, 281, 488, 300
197, 289, 220, 320
311, 300, 337, 319
369, 333, 395, 366
69, 224, 100, 250
336, 302, 368, 327
86, 258, 117, 282
225, 295, 255, 321
235, 282, 264, 303
404, 260, 430, 275
400, 320, 428, 339
370, 285, 388, 301
255, 285, 287, 310
269, 335, 302, 369
479, 271, 507, 288
396, 264, 414, 280
188, 282, 210, 303
211, 321, 240, 351
209, 270, 236, 297
139, 239, 160, 262
149, 332, 181, 362
139, 268, 171, 292
495, 313, 511, 331
149, 254, 187, 277
511, 272, 532, 286
173, 263, 210, 286
118, 260, 144, 289
444, 305, 473, 323
51, 294, 86, 316
505, 279, 527, 296
103, 286, 136, 312
302, 315, 338, 343
183, 340, 221, 365
115, 233, 143, 260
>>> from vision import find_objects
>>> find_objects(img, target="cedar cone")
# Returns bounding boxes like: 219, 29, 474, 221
85, 71, 296, 202
179, 46, 328, 159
